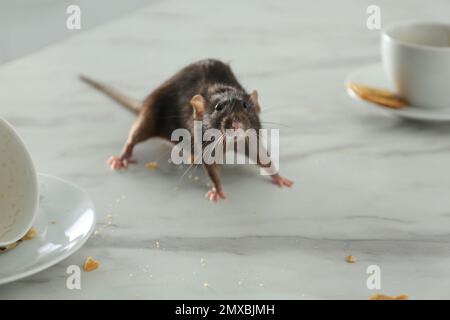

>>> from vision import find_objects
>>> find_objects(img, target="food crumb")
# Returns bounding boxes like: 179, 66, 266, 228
0, 242, 18, 253
346, 255, 357, 263
83, 257, 100, 272
50, 220, 57, 224
203, 282, 209, 288
22, 227, 37, 240
155, 241, 160, 248
369, 294, 409, 300
145, 161, 158, 170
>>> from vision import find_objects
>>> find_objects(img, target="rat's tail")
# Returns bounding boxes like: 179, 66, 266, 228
79, 74, 142, 114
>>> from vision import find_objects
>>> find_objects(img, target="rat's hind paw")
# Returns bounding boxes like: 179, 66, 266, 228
205, 188, 227, 203
107, 156, 137, 170
271, 175, 294, 188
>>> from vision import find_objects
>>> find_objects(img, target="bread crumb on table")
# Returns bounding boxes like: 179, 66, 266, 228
369, 294, 409, 300
83, 257, 100, 272
145, 161, 158, 170
346, 255, 357, 263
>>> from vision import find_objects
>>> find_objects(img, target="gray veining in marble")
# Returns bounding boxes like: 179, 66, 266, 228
1, 0, 450, 299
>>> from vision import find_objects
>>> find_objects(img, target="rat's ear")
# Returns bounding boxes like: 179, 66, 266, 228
250, 90, 261, 113
190, 94, 206, 119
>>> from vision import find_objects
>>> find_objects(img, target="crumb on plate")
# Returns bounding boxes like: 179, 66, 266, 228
0, 227, 37, 253
22, 227, 37, 240
348, 82, 408, 109
346, 255, 357, 263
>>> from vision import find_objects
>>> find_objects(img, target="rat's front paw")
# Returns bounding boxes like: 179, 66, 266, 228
271, 175, 294, 188
107, 156, 136, 170
205, 188, 227, 202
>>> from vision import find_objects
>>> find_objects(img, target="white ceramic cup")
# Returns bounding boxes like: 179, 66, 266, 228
0, 118, 39, 247
381, 21, 450, 109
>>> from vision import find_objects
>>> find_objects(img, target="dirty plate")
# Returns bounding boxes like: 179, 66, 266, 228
346, 64, 450, 121
0, 174, 96, 285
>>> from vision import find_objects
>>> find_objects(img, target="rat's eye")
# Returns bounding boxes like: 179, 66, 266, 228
243, 101, 249, 109
215, 103, 225, 111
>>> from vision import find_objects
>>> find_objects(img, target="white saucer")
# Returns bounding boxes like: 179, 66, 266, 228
346, 64, 450, 121
0, 174, 96, 285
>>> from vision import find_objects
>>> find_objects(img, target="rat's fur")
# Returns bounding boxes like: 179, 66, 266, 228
80, 59, 292, 202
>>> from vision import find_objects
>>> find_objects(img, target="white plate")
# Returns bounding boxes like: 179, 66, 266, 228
0, 174, 96, 285
346, 64, 450, 121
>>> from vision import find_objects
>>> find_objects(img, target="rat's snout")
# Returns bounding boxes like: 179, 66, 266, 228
222, 116, 244, 133
231, 121, 242, 130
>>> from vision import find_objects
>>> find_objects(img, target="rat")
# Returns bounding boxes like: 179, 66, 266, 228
80, 59, 293, 202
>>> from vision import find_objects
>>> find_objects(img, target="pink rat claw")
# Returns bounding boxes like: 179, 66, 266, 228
271, 175, 294, 188
107, 156, 124, 170
205, 188, 226, 202
107, 156, 137, 170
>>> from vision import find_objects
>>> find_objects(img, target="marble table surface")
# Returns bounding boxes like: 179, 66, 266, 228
1, 0, 450, 299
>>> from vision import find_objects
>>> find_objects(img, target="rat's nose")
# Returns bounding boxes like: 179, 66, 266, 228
231, 121, 241, 130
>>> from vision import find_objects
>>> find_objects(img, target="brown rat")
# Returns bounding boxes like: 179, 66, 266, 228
80, 59, 293, 202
